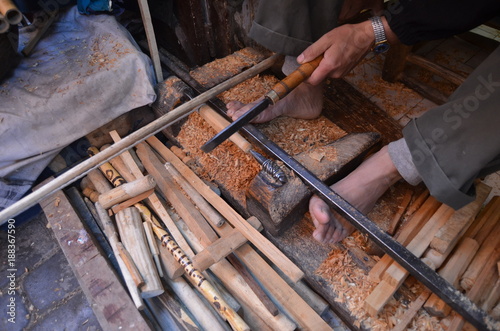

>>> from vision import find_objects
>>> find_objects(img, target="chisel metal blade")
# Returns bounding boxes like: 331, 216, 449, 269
200, 98, 271, 153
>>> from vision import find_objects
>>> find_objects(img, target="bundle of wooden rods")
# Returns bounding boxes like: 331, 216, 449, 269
81, 129, 336, 331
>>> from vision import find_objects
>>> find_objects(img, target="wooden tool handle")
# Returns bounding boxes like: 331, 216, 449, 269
267, 55, 323, 103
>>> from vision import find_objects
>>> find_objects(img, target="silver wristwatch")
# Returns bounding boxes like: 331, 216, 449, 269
370, 16, 390, 54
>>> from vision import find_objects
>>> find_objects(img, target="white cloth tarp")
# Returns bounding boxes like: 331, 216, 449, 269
0, 6, 156, 210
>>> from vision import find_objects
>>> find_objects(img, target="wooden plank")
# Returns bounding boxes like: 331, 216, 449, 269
368, 196, 442, 283
423, 237, 480, 317
430, 182, 491, 254
39, 189, 151, 330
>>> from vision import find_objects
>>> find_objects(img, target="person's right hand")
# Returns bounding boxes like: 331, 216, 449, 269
297, 21, 375, 85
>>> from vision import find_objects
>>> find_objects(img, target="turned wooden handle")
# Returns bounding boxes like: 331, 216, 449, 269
267, 55, 323, 103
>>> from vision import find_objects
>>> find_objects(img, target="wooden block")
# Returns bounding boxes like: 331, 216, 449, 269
423, 237, 479, 317
364, 280, 396, 317
383, 204, 454, 287
368, 195, 441, 283
430, 182, 491, 254
40, 190, 151, 330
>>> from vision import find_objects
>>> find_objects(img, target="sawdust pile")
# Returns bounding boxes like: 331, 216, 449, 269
175, 111, 261, 203
316, 235, 443, 331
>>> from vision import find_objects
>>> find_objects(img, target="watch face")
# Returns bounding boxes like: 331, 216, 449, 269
374, 43, 390, 54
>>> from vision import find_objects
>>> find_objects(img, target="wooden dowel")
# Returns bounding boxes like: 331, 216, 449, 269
98, 175, 156, 209
198, 105, 253, 153
115, 207, 164, 298
80, 176, 96, 192
87, 169, 113, 194
95, 202, 145, 309
423, 237, 479, 317
145, 136, 305, 283
143, 221, 163, 278
164, 162, 225, 227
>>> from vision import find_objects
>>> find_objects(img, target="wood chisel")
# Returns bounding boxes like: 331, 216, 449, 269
200, 55, 323, 153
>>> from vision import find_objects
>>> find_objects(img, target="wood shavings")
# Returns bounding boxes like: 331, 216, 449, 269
175, 112, 260, 203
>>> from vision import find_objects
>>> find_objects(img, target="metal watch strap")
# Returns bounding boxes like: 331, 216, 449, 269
370, 16, 389, 53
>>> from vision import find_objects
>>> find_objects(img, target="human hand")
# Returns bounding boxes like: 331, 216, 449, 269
297, 21, 375, 85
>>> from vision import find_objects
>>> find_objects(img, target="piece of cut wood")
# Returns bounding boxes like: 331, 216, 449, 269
94, 202, 145, 309
115, 207, 164, 298
461, 221, 500, 291
227, 254, 280, 316
430, 182, 491, 254
448, 250, 500, 331
468, 196, 500, 245
423, 237, 480, 317
404, 188, 430, 218
391, 289, 432, 331
368, 195, 441, 283
110, 189, 155, 215
82, 187, 100, 203
387, 189, 413, 235
98, 175, 156, 209
146, 136, 304, 283
164, 161, 225, 227
384, 204, 455, 287
198, 104, 253, 153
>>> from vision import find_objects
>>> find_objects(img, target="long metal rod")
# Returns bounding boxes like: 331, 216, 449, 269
0, 53, 280, 224
241, 124, 493, 331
